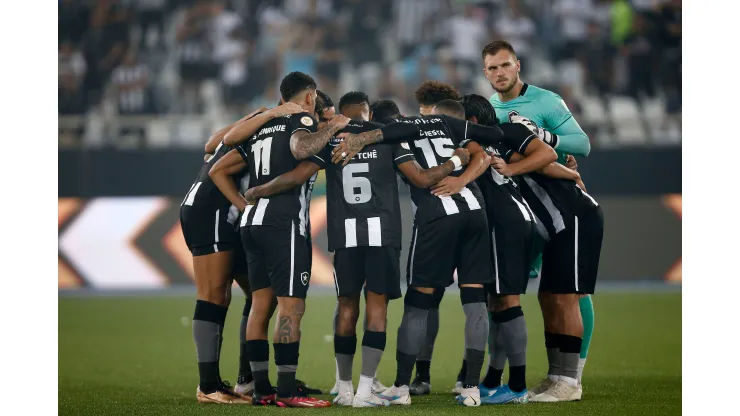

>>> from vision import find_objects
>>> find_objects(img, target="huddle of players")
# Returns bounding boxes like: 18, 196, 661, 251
179, 40, 603, 408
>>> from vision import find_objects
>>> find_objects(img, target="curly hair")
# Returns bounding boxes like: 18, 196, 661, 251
414, 81, 461, 106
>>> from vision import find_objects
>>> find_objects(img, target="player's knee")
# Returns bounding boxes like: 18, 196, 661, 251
277, 297, 306, 319
336, 296, 360, 335
410, 286, 435, 296
494, 295, 521, 311
365, 305, 388, 333
197, 286, 229, 306
431, 288, 445, 309
405, 288, 434, 310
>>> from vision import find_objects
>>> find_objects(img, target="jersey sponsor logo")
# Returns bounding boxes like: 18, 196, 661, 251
401, 142, 410, 150
300, 271, 310, 285
301, 116, 314, 127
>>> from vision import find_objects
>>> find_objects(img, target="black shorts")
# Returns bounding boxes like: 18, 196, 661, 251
406, 210, 493, 288
333, 247, 401, 300
180, 205, 240, 256
540, 206, 604, 294
486, 193, 536, 296
241, 222, 312, 298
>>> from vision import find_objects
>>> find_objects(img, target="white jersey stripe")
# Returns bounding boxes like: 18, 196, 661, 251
577, 185, 599, 207
344, 218, 357, 248
213, 209, 220, 253
440, 196, 459, 215
459, 187, 481, 210
252, 198, 270, 225
183, 182, 202, 206
409, 227, 419, 284
367, 217, 382, 246
492, 228, 500, 294
523, 176, 565, 233
510, 195, 533, 222
289, 221, 295, 296
298, 183, 307, 236
240, 205, 253, 227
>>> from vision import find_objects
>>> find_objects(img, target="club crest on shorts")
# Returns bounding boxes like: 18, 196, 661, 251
301, 116, 314, 127
401, 142, 410, 150
301, 272, 310, 285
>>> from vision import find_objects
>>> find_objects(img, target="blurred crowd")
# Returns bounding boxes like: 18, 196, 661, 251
59, 0, 682, 147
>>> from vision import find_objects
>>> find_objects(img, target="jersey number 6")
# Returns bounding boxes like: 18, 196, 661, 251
342, 163, 372, 204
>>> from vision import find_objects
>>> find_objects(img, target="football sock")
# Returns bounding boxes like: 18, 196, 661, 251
544, 331, 562, 381
359, 331, 386, 395
275, 342, 300, 398
461, 288, 488, 387
456, 359, 467, 383
394, 290, 432, 387
334, 335, 357, 382
494, 306, 527, 393
559, 335, 582, 387
192, 300, 227, 394
415, 288, 444, 382
237, 298, 253, 385
247, 339, 271, 395
578, 295, 594, 382
482, 312, 505, 389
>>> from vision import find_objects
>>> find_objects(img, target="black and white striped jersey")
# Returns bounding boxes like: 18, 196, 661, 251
310, 120, 415, 251
181, 140, 250, 225
517, 173, 600, 240
395, 115, 536, 224
238, 112, 319, 237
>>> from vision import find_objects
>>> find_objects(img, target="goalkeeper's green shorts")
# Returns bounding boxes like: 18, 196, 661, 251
529, 234, 546, 279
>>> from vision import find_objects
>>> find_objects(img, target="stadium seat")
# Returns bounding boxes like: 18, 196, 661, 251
581, 95, 608, 126
175, 118, 207, 148
608, 96, 647, 145
146, 120, 172, 148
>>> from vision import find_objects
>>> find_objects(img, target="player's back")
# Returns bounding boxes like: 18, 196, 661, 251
398, 115, 484, 224
182, 141, 250, 222
317, 120, 413, 251
240, 112, 318, 236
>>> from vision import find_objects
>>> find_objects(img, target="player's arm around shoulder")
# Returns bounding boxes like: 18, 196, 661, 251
244, 160, 321, 204
209, 148, 249, 211
290, 114, 350, 160
430, 142, 488, 197
206, 107, 268, 152
397, 147, 470, 189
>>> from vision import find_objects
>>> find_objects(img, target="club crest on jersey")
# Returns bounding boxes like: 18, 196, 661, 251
508, 110, 520, 121
300, 272, 310, 286
300, 116, 314, 127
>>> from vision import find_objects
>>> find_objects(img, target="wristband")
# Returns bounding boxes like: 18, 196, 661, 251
450, 155, 462, 169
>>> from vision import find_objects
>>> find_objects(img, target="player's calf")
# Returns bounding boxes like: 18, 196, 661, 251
459, 286, 488, 391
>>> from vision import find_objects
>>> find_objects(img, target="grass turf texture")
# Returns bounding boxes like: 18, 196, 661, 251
59, 292, 680, 415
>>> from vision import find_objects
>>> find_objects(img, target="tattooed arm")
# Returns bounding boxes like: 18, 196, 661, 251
330, 123, 420, 166
289, 114, 350, 160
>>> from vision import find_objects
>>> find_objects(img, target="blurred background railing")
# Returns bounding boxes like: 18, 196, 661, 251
59, 0, 682, 149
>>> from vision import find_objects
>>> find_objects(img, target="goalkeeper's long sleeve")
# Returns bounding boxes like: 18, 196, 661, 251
551, 116, 591, 157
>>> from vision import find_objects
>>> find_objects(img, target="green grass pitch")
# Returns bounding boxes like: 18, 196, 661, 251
59, 292, 680, 415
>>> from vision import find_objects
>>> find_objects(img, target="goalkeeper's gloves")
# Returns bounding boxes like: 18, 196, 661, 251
510, 115, 559, 148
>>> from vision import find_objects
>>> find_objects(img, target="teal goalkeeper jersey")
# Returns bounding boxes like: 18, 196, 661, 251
490, 83, 591, 163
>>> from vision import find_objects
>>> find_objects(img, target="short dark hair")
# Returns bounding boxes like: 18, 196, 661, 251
414, 81, 460, 106
460, 94, 499, 126
481, 40, 517, 60
433, 99, 466, 119
316, 90, 334, 119
338, 91, 370, 112
369, 100, 402, 124
279, 71, 317, 102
